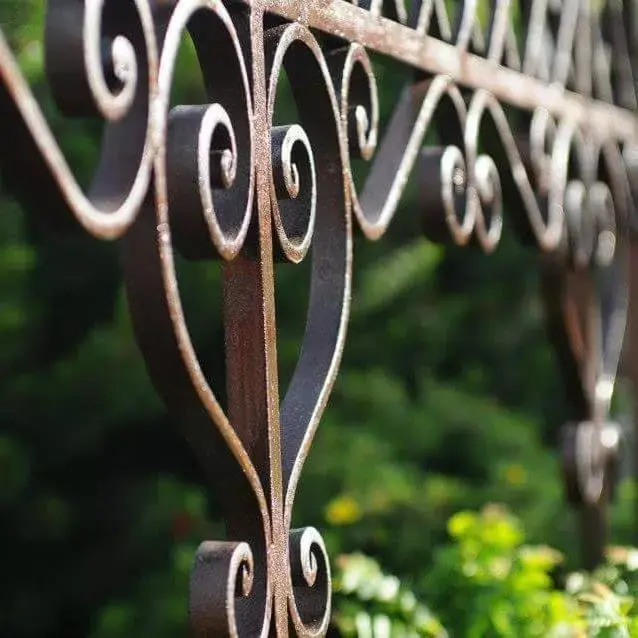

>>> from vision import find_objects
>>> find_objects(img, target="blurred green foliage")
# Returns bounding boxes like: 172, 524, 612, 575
427, 506, 583, 637
333, 553, 446, 637
0, 3, 637, 638
335, 506, 638, 637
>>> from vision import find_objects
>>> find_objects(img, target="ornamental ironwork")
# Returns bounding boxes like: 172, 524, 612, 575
1, 0, 638, 635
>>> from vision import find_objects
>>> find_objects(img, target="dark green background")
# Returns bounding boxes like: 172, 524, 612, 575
0, 2, 636, 636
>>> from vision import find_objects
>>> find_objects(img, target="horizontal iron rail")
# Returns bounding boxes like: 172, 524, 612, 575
264, 0, 638, 141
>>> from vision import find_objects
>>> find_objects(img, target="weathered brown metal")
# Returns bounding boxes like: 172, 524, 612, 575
1, 0, 638, 634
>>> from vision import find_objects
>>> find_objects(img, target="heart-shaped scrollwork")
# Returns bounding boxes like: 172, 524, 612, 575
542, 136, 632, 511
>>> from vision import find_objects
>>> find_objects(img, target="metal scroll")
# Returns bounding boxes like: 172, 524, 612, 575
1, 0, 638, 634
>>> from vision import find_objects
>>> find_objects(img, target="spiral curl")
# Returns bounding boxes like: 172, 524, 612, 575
167, 102, 250, 260
45, 0, 145, 119
161, 0, 254, 262
0, 0, 160, 237
270, 124, 317, 263
419, 144, 473, 244
473, 155, 503, 251
190, 541, 259, 638
338, 44, 379, 162
288, 528, 332, 638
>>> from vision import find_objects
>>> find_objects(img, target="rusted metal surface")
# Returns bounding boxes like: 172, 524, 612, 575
1, 0, 638, 633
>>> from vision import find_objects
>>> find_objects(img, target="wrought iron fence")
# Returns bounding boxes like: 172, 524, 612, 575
1, 0, 638, 635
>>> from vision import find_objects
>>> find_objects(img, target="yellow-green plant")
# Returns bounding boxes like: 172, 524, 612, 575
423, 505, 583, 637
333, 506, 638, 637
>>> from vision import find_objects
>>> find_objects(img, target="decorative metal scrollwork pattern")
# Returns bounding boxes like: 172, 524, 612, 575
1, 0, 638, 631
